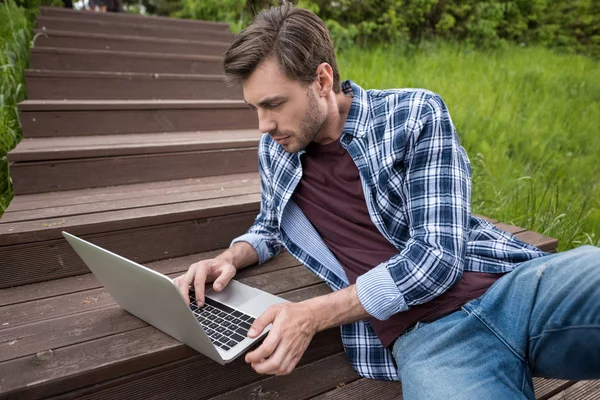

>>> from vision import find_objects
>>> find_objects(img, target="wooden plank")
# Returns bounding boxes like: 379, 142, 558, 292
494, 222, 526, 235
0, 210, 258, 288
4, 172, 258, 212
36, 16, 234, 42
19, 102, 257, 138
3, 177, 259, 223
547, 380, 600, 399
25, 69, 242, 101
0, 274, 334, 399
0, 250, 296, 307
209, 353, 360, 400
11, 146, 258, 195
533, 378, 576, 400
0, 252, 300, 328
0, 261, 305, 361
49, 329, 343, 400
34, 29, 230, 57
514, 230, 558, 253
9, 130, 260, 162
38, 6, 231, 31
31, 47, 225, 74
311, 378, 403, 400
0, 192, 259, 245
18, 99, 248, 111
0, 325, 197, 399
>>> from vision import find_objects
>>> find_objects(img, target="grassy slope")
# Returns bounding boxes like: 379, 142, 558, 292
338, 43, 600, 250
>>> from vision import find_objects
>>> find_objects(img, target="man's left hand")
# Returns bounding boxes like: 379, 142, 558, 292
245, 302, 317, 375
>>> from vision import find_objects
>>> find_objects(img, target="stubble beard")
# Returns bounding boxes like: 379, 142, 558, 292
279, 89, 325, 153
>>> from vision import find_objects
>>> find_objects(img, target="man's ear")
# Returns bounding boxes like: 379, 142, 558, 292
315, 62, 334, 97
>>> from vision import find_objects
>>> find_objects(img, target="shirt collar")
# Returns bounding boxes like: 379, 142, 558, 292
341, 80, 370, 139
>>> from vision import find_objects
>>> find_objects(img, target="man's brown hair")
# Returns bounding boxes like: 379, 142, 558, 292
223, 3, 341, 93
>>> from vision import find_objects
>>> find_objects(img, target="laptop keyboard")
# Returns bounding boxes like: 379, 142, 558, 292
189, 289, 256, 351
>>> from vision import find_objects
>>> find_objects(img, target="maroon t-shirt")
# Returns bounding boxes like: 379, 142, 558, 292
292, 137, 505, 347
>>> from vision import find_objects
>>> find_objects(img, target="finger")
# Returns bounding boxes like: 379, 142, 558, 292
248, 305, 279, 338
245, 328, 281, 364
252, 340, 288, 375
175, 269, 194, 305
193, 263, 210, 306
213, 264, 236, 292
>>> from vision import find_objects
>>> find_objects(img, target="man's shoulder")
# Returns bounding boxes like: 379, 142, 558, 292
366, 87, 441, 114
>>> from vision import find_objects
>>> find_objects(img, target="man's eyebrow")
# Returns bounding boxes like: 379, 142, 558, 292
258, 96, 287, 106
246, 96, 287, 108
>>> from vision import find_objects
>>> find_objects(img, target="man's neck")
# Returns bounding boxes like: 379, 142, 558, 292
313, 90, 353, 145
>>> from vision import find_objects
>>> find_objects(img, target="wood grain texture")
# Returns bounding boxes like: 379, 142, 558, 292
209, 353, 360, 400
547, 380, 600, 400
0, 210, 258, 288
11, 147, 258, 194
19, 103, 257, 138
0, 271, 334, 399
34, 29, 230, 57
25, 69, 242, 100
0, 193, 260, 245
4, 172, 258, 212
36, 16, 233, 42
31, 47, 225, 74
48, 329, 343, 400
9, 130, 259, 162
3, 177, 259, 223
38, 6, 231, 31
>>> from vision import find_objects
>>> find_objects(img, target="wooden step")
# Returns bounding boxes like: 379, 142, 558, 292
36, 15, 234, 42
0, 232, 571, 399
0, 173, 261, 288
0, 250, 339, 399
8, 130, 261, 194
18, 99, 257, 137
34, 29, 230, 57
31, 47, 225, 74
39, 6, 231, 32
8, 130, 261, 162
25, 70, 242, 100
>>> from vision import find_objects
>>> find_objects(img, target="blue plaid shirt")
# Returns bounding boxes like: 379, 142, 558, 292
232, 80, 547, 380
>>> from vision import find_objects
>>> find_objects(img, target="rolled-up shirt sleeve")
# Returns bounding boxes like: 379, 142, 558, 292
356, 94, 470, 320
230, 135, 282, 264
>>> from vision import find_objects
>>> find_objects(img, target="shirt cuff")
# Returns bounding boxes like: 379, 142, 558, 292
230, 233, 271, 265
356, 263, 408, 320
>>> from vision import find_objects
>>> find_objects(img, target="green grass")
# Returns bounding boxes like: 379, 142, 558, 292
0, 0, 32, 216
338, 42, 600, 251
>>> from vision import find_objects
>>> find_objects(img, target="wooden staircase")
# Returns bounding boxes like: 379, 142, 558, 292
0, 6, 595, 400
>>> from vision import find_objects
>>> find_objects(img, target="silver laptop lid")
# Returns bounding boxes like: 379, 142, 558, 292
62, 231, 223, 363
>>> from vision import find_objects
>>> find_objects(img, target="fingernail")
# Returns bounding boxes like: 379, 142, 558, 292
214, 283, 222, 291
248, 328, 256, 336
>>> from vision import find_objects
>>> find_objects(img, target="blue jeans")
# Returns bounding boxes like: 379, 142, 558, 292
391, 245, 600, 399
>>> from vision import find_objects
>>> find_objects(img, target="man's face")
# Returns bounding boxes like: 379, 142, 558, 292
242, 58, 326, 153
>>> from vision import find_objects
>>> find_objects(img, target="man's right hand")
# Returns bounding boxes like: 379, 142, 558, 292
173, 257, 237, 306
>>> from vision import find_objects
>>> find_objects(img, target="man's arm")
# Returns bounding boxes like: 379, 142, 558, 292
230, 135, 282, 264
355, 92, 471, 321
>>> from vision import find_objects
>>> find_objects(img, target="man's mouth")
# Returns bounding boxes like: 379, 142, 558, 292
272, 136, 291, 144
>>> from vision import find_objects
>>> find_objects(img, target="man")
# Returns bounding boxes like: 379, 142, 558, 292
174, 4, 600, 398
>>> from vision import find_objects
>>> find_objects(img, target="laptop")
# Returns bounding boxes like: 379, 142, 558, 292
62, 231, 288, 365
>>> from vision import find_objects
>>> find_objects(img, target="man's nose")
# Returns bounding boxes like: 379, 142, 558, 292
257, 110, 276, 134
